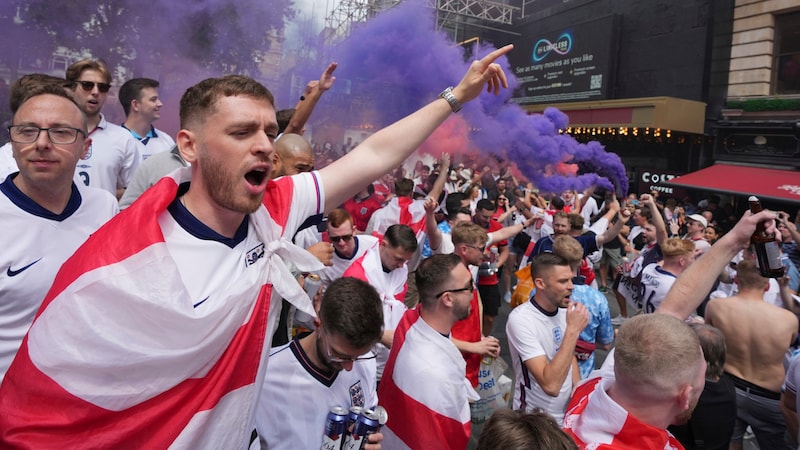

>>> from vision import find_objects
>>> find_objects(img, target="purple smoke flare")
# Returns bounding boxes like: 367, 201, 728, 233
298, 0, 628, 196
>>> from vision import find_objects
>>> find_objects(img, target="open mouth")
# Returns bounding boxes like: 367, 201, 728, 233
245, 168, 267, 186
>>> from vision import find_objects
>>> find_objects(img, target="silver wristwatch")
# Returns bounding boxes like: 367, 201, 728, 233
439, 87, 462, 113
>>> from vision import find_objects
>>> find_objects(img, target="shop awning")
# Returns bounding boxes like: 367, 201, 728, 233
522, 96, 707, 134
666, 163, 800, 203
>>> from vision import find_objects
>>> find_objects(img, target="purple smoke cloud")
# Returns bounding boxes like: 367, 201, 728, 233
298, 0, 627, 195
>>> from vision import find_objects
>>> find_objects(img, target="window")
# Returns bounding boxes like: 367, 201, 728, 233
774, 11, 800, 95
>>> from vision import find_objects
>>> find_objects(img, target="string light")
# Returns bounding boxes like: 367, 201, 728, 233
559, 126, 697, 145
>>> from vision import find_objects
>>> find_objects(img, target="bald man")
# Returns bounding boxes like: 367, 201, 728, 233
271, 133, 315, 178
271, 132, 332, 347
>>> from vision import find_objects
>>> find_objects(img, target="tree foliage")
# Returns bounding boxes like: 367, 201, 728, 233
0, 0, 295, 78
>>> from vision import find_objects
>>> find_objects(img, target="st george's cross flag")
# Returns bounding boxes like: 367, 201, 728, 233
0, 167, 323, 449
366, 196, 428, 270
377, 308, 479, 450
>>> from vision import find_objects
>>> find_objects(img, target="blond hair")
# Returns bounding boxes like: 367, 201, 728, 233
615, 314, 703, 396
661, 238, 695, 258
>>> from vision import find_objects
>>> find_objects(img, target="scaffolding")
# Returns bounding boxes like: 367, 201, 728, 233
323, 0, 519, 43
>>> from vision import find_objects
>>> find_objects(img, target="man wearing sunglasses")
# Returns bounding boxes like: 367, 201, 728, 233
65, 59, 140, 199
379, 253, 481, 449
319, 208, 379, 288
255, 277, 384, 449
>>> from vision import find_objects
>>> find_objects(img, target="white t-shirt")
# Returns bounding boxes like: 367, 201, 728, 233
0, 178, 118, 381
506, 300, 574, 422
255, 336, 377, 450
639, 264, 677, 313
75, 114, 141, 195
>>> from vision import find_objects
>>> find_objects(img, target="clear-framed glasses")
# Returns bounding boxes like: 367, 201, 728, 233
323, 331, 377, 363
8, 125, 86, 145
75, 80, 111, 93
435, 280, 475, 298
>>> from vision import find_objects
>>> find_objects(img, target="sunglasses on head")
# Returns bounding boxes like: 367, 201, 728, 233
76, 80, 111, 93
329, 234, 353, 243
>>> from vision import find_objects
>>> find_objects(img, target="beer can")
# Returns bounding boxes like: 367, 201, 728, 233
346, 406, 363, 435
342, 409, 380, 450
622, 257, 631, 276
372, 405, 388, 426
322, 406, 348, 450
304, 273, 322, 300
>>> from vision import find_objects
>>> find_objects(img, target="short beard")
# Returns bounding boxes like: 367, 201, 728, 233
673, 397, 699, 425
199, 145, 263, 214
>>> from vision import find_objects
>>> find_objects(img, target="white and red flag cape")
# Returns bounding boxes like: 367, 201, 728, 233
366, 196, 427, 270
0, 168, 322, 449
377, 308, 479, 449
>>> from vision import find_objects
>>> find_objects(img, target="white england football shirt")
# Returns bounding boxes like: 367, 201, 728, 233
255, 336, 377, 450
126, 126, 175, 161
0, 142, 17, 182
506, 299, 573, 422
320, 234, 378, 288
159, 172, 324, 310
75, 114, 141, 195
0, 177, 118, 381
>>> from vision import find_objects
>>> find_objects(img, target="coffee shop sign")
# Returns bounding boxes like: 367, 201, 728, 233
640, 171, 680, 194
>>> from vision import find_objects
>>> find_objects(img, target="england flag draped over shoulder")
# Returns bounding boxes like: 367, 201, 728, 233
378, 309, 478, 450
367, 197, 427, 241
0, 167, 322, 449
367, 196, 428, 270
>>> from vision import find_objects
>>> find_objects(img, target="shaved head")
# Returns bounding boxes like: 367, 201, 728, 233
272, 133, 314, 178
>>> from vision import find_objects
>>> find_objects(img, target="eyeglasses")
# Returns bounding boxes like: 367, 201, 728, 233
75, 80, 111, 93
8, 125, 86, 145
464, 244, 486, 253
323, 332, 377, 363
435, 281, 475, 298
329, 234, 353, 243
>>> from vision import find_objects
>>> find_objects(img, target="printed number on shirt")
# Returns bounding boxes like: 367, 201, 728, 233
638, 283, 657, 313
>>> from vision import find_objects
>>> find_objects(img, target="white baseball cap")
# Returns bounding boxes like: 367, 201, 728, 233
687, 214, 708, 228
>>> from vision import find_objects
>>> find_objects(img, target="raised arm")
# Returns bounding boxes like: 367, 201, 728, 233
427, 153, 451, 201
640, 193, 668, 246
488, 215, 536, 245
319, 45, 513, 210
424, 197, 443, 252
283, 62, 337, 135
596, 199, 630, 246
524, 302, 589, 396
658, 210, 779, 319
779, 211, 800, 244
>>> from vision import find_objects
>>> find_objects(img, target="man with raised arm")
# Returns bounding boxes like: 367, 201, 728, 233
0, 45, 513, 447
563, 210, 780, 449
705, 259, 797, 450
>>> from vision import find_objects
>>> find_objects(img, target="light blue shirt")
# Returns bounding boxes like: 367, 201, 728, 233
571, 284, 614, 379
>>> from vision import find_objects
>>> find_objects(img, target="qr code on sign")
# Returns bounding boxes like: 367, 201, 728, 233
590, 74, 602, 89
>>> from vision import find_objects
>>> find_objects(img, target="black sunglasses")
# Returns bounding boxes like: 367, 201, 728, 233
435, 281, 475, 298
330, 234, 353, 243
76, 80, 111, 93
